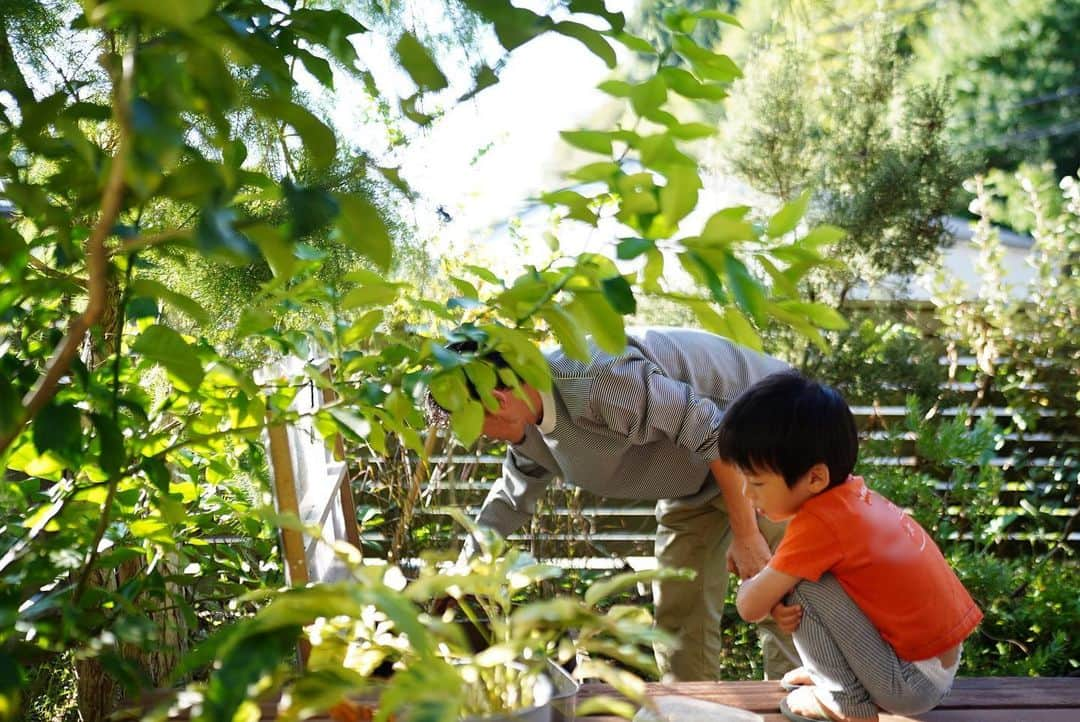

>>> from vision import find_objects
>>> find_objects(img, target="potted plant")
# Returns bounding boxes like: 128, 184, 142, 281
144, 512, 690, 722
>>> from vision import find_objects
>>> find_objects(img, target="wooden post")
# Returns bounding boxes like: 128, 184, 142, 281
266, 422, 309, 588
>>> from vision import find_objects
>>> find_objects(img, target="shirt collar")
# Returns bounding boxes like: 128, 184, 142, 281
537, 389, 557, 434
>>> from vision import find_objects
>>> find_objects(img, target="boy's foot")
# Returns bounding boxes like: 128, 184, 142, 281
780, 666, 813, 690
780, 687, 879, 722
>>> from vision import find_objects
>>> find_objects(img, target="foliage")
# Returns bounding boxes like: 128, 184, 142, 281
865, 402, 1079, 676
145, 516, 689, 722
908, 0, 1080, 178
720, 16, 966, 288
0, 1, 850, 718
930, 168, 1079, 434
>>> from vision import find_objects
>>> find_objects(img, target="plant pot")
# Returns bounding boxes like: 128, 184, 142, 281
463, 660, 579, 722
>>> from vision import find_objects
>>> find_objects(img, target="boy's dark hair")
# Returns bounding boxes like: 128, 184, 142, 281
716, 370, 858, 489
423, 339, 510, 426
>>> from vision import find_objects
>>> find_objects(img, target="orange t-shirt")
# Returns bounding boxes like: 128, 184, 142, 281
769, 476, 983, 662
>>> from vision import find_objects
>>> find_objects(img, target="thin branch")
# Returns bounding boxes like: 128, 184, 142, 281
27, 255, 88, 288
0, 38, 134, 456
111, 228, 191, 256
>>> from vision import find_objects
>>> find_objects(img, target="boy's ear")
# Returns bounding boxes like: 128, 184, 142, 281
806, 463, 830, 492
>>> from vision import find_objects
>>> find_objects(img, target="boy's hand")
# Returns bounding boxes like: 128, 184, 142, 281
770, 600, 802, 633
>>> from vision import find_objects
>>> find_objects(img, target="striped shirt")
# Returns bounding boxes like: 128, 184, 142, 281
472, 327, 790, 545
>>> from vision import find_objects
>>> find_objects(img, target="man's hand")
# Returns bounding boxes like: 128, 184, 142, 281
770, 600, 803, 633
726, 530, 773, 580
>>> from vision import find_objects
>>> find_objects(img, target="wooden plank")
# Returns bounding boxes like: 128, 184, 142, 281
266, 422, 308, 587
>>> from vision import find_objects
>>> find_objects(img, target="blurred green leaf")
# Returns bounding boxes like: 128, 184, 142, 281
129, 279, 210, 325
132, 325, 204, 391
395, 31, 448, 91
335, 193, 392, 270
33, 403, 82, 462
554, 22, 616, 68
568, 295, 625, 354
601, 276, 636, 314
251, 98, 337, 170
450, 399, 485, 445
767, 189, 811, 238
560, 130, 613, 155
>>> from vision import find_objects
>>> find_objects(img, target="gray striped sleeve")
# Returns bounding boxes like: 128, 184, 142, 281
583, 353, 725, 462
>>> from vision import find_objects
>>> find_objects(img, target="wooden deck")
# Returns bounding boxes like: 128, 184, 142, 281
578, 677, 1080, 721
133, 676, 1080, 720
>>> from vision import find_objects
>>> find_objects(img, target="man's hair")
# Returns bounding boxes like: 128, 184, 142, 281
423, 339, 510, 427
716, 370, 858, 489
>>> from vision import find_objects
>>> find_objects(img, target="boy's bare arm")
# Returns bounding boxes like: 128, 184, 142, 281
736, 566, 800, 623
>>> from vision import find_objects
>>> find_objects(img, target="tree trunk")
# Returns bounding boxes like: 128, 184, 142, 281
75, 272, 188, 720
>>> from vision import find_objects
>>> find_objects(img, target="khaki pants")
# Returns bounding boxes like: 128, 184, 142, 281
653, 494, 800, 681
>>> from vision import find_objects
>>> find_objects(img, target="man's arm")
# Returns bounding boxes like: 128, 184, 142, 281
711, 458, 772, 579
736, 566, 800, 623
463, 437, 556, 558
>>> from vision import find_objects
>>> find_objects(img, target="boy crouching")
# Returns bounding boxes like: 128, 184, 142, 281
717, 371, 982, 722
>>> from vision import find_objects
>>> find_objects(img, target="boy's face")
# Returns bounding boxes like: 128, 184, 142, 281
740, 464, 826, 522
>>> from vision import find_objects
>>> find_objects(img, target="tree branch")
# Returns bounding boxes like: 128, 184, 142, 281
0, 40, 134, 457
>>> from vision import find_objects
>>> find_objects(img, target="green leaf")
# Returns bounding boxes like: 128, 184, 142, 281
541, 189, 598, 225
554, 21, 616, 68
601, 276, 636, 314
693, 9, 742, 27
399, 92, 434, 126
616, 237, 654, 260
92, 0, 214, 27
659, 166, 702, 226
667, 122, 717, 140
450, 399, 485, 445
701, 212, 755, 244
341, 284, 398, 310
246, 224, 297, 281
686, 300, 731, 338
659, 68, 727, 100
33, 403, 82, 462
568, 161, 620, 182
611, 31, 656, 54
597, 80, 634, 97
540, 305, 590, 363
799, 224, 846, 248
629, 76, 667, 117
129, 279, 210, 324
428, 369, 470, 413
560, 130, 613, 155
585, 567, 694, 607
682, 251, 727, 304
767, 189, 811, 238
464, 361, 499, 412
395, 31, 448, 91
788, 302, 849, 331
724, 253, 766, 323
204, 628, 299, 722
724, 307, 762, 350
132, 325, 204, 391
92, 413, 125, 477
568, 295, 625, 354
458, 63, 500, 102
294, 47, 334, 88
342, 310, 384, 346
672, 36, 742, 83
335, 193, 392, 270
250, 98, 337, 170
284, 179, 339, 239
288, 8, 367, 68
196, 206, 259, 262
